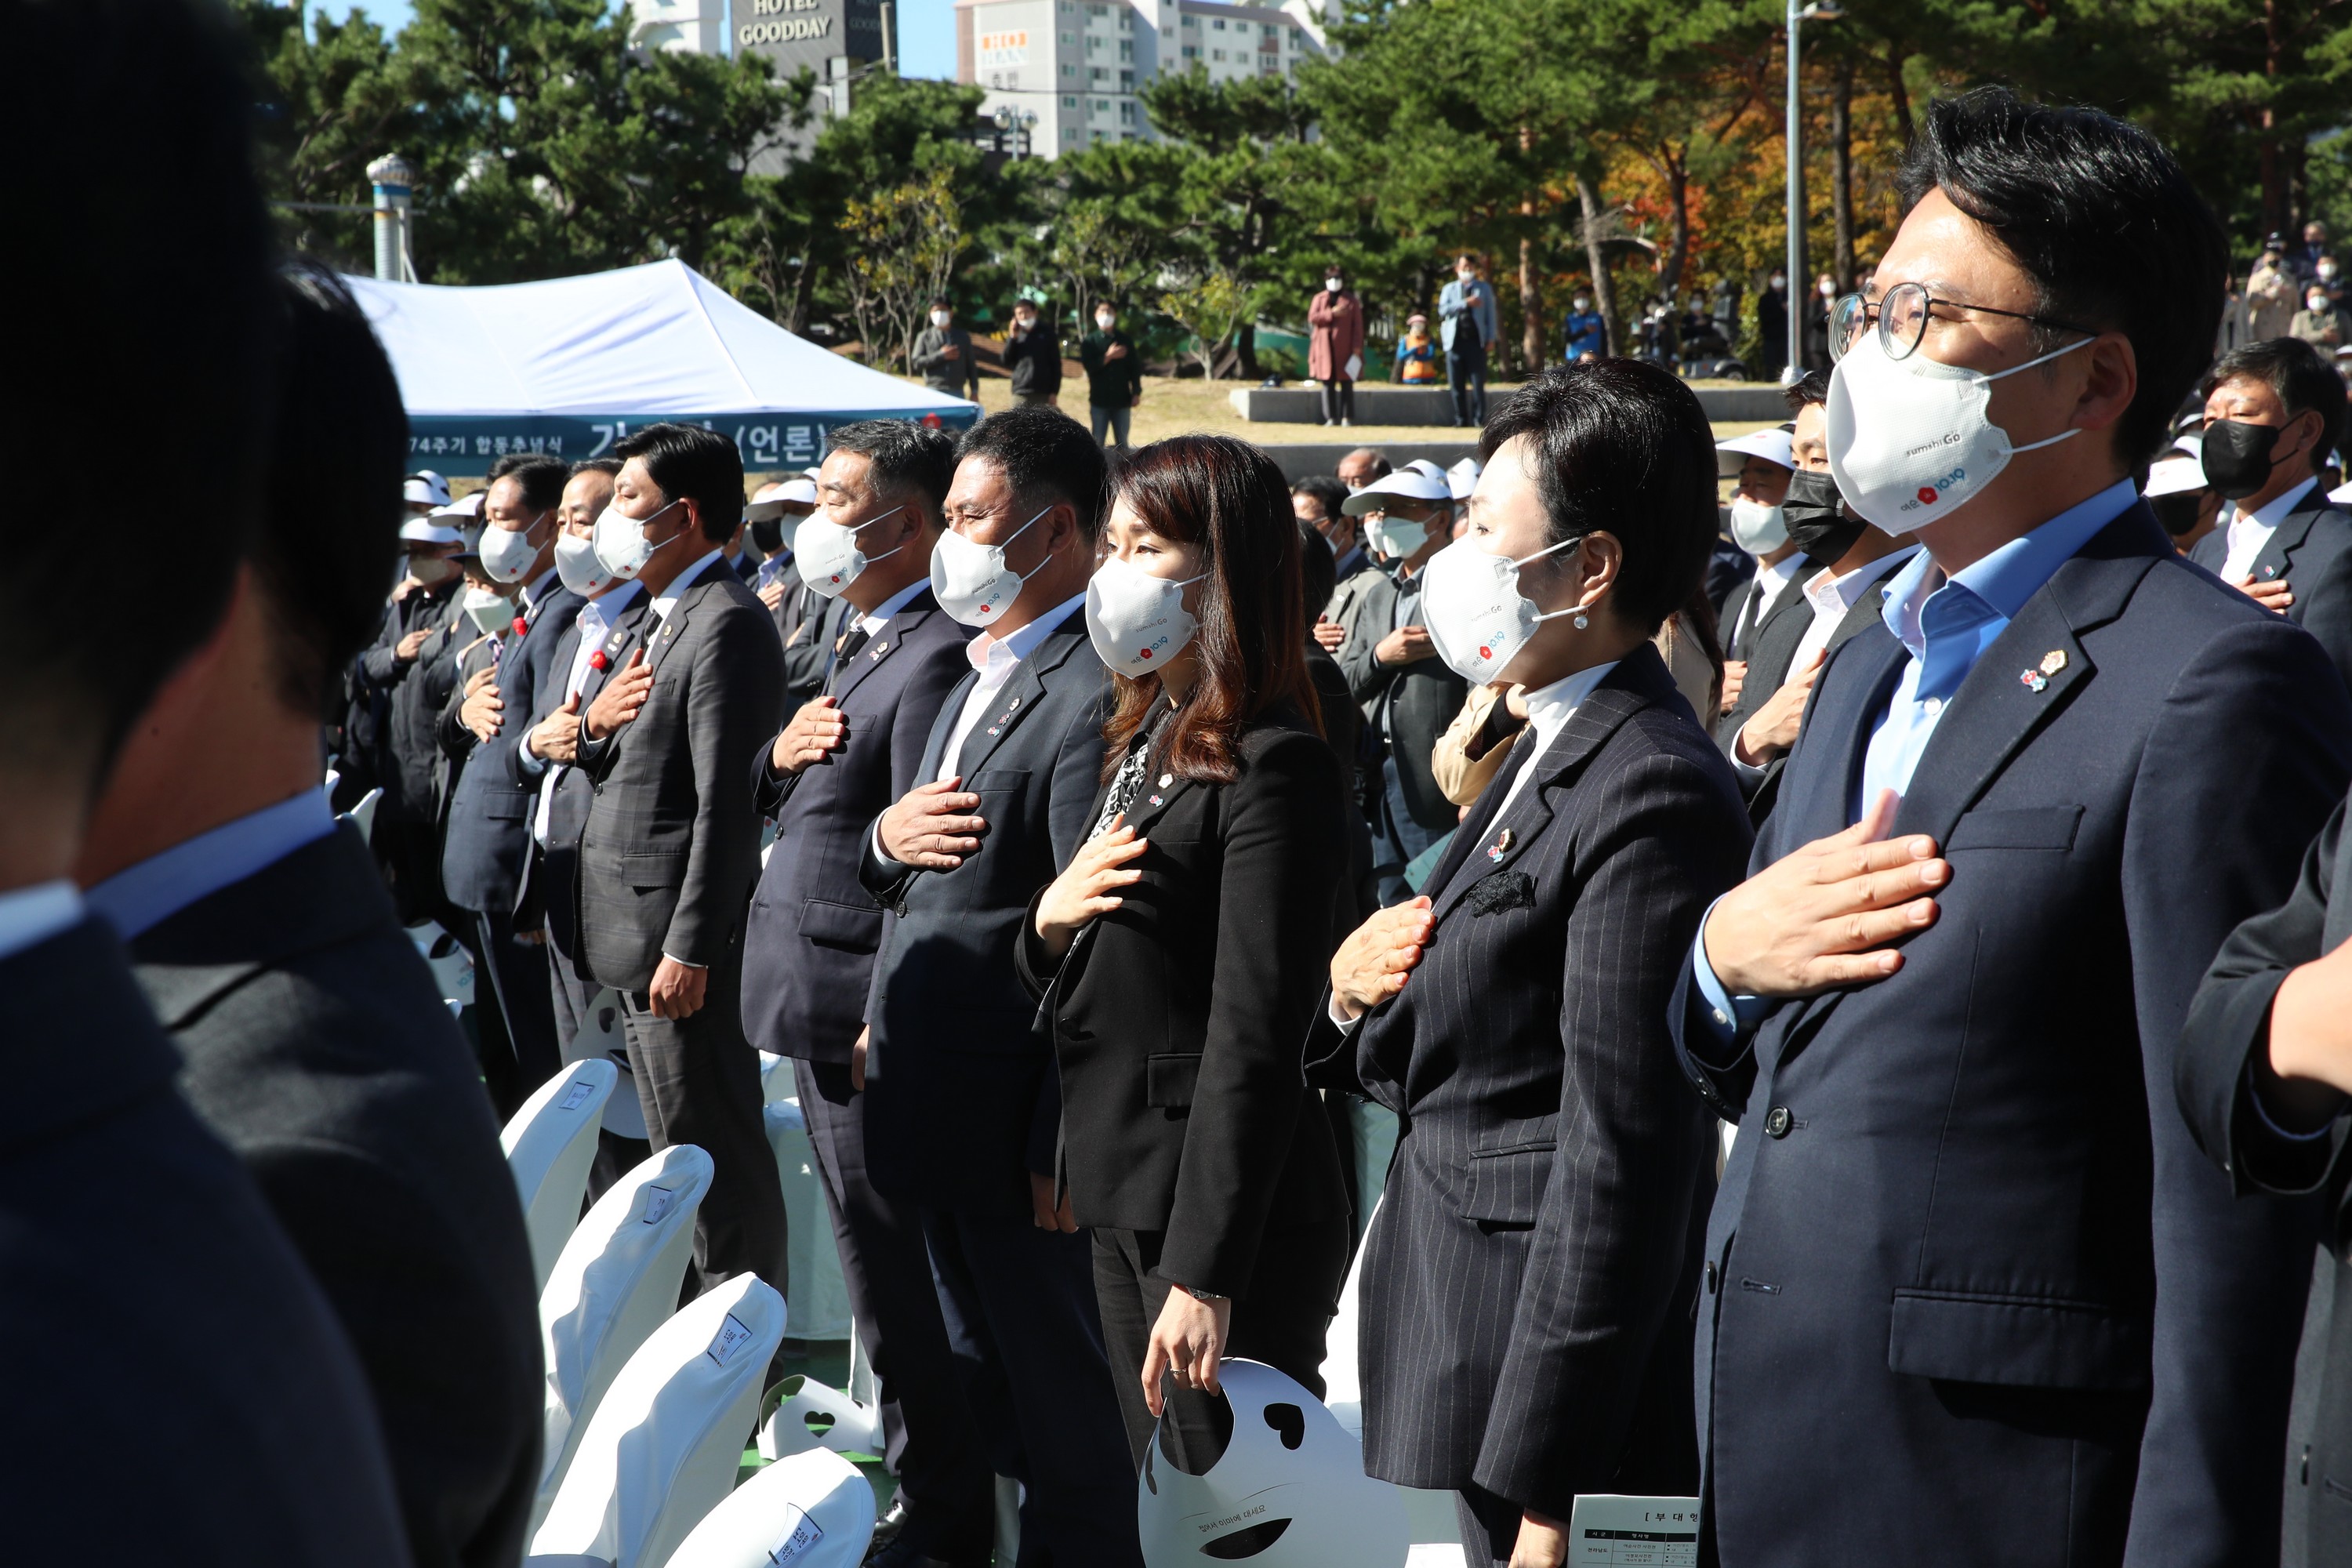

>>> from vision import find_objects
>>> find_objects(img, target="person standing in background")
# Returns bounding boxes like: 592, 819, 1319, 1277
1440, 253, 1499, 426
1310, 263, 1367, 429
1563, 292, 1606, 361
1082, 301, 1145, 451
1711, 423, 1807, 719
1755, 270, 1790, 380
1004, 296, 1063, 408
913, 297, 980, 402
354, 502, 469, 924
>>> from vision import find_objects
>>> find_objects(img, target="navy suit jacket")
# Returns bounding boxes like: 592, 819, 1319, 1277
858, 618, 1108, 1218
2190, 493, 2352, 698
441, 580, 584, 916
0, 918, 409, 1563
742, 589, 971, 1065
1672, 504, 2352, 1566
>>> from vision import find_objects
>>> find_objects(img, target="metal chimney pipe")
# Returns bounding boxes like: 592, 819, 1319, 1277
368, 154, 416, 283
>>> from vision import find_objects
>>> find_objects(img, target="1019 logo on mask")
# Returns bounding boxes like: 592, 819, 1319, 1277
1901, 465, 1969, 514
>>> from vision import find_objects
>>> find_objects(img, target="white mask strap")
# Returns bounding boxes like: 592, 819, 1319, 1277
1510, 533, 1587, 623
1978, 333, 2092, 384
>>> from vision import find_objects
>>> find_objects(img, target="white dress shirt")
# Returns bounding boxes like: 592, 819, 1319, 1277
652, 549, 726, 623
523, 579, 644, 844
2217, 477, 2320, 582
1789, 546, 1921, 672
856, 578, 929, 641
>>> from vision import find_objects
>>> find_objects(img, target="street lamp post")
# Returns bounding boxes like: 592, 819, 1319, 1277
992, 103, 1038, 158
368, 154, 416, 283
1784, 0, 1841, 384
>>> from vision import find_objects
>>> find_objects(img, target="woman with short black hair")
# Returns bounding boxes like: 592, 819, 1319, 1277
1016, 434, 1354, 1468
1311, 359, 1753, 1566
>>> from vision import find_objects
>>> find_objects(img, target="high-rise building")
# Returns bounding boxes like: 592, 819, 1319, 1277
630, 0, 725, 54
954, 0, 1333, 158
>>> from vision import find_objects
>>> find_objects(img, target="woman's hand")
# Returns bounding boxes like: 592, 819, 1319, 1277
1330, 896, 1435, 1021
1142, 1286, 1232, 1417
1508, 1510, 1570, 1568
1033, 818, 1150, 960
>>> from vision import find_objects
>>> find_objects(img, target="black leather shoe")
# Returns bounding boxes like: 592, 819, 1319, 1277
865, 1499, 909, 1556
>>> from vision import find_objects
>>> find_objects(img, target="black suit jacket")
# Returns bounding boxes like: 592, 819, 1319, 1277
1728, 553, 1908, 822
1672, 504, 2352, 1566
0, 917, 408, 1563
742, 590, 971, 1065
129, 824, 543, 1568
575, 562, 787, 991
858, 616, 1108, 1218
1308, 646, 1748, 1520
1712, 556, 1828, 757
2190, 492, 2352, 695
441, 579, 585, 916
1014, 707, 1352, 1298
358, 579, 467, 826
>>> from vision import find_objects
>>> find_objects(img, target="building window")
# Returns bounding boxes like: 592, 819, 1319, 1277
1182, 43, 1197, 56
1060, 31, 1073, 42
1063, 94, 1077, 106
1088, 3, 1105, 15
1119, 100, 1136, 122
1212, 16, 1225, 29
1062, 61, 1076, 74
1118, 39, 1131, 59
1181, 13, 1196, 26
1096, 97, 1111, 110
1119, 9, 1132, 28
1091, 65, 1105, 79
1065, 126, 1078, 140
1120, 68, 1134, 87
1210, 48, 1224, 60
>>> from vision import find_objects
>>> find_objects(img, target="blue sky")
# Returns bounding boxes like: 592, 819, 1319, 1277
328, 1, 960, 78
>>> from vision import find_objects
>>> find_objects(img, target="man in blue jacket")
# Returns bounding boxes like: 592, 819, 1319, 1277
1439, 252, 1499, 426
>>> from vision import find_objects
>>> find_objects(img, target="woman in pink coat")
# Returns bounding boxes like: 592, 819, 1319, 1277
1308, 263, 1366, 426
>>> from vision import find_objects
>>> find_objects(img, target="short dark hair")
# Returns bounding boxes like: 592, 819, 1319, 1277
2205, 337, 2350, 467
1898, 86, 2227, 467
1784, 370, 1831, 411
955, 405, 1110, 542
1290, 475, 1348, 524
1479, 360, 1718, 637
257, 267, 408, 718
612, 423, 745, 543
7, 0, 276, 788
490, 454, 570, 513
1297, 518, 1338, 615
570, 457, 622, 479
824, 419, 959, 521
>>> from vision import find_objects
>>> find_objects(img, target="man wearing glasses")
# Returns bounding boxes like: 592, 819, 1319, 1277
1673, 89, 2352, 1566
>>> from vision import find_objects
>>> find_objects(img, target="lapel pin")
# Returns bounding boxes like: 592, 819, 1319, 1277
589, 650, 610, 672
1008, 695, 1022, 708
2264, 564, 2280, 579
2020, 669, 2047, 693
985, 726, 1000, 737
1158, 773, 1174, 788
1487, 827, 1515, 862
2040, 650, 2067, 676
2021, 648, 2067, 693
1149, 793, 1163, 807
873, 641, 887, 656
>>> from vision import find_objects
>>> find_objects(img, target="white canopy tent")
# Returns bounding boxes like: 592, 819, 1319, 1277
344, 259, 975, 477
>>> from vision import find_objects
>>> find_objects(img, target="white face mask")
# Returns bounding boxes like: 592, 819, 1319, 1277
1363, 514, 1429, 560
1573, 298, 1591, 312
1769, 274, 1787, 291
591, 498, 688, 580
794, 505, 906, 599
1086, 554, 1206, 680
1327, 278, 1343, 293
1420, 534, 1584, 686
931, 310, 952, 327
2313, 297, 2333, 314
931, 505, 1048, 626
554, 530, 615, 596
1820, 279, 1838, 298
461, 585, 514, 640
477, 514, 545, 583
1096, 314, 1116, 332
1825, 329, 2089, 535
408, 551, 457, 586
1729, 495, 1790, 555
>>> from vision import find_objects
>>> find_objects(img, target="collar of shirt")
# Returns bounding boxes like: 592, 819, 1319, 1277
755, 550, 792, 590
1806, 544, 1921, 621
0, 880, 85, 965
967, 592, 1087, 681
564, 580, 644, 695
523, 565, 560, 613
2223, 475, 2321, 570
1488, 659, 1619, 824
857, 578, 929, 638
85, 788, 337, 942
1754, 551, 1802, 606
652, 549, 725, 623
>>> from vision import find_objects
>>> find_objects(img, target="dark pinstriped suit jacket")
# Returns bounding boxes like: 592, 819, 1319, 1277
1308, 644, 1751, 1520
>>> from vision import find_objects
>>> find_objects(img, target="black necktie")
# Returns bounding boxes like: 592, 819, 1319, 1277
826, 623, 872, 695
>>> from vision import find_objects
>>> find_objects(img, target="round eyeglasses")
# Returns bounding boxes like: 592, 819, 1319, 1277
1829, 281, 2094, 362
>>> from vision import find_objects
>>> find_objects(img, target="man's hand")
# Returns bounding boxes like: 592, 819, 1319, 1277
1034, 817, 1150, 960
648, 956, 707, 1021
771, 696, 849, 776
851, 1025, 869, 1091
1330, 896, 1435, 1020
395, 627, 433, 663
583, 648, 652, 741
1734, 648, 1826, 765
1312, 615, 1345, 653
1508, 1512, 1570, 1568
2263, 945, 2352, 1126
531, 692, 583, 766
1721, 657, 1748, 714
1142, 1287, 1232, 1417
757, 577, 789, 612
1375, 625, 1436, 667
1700, 789, 1947, 999
461, 669, 504, 742
878, 776, 989, 869
1029, 1172, 1077, 1233
2234, 572, 2296, 613
1104, 341, 1130, 361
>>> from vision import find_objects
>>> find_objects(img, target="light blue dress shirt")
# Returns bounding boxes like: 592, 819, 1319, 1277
0, 880, 86, 964
85, 788, 337, 942
1694, 478, 2141, 1036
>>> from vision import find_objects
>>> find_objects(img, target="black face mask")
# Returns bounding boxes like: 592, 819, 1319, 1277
2200, 419, 2287, 501
749, 517, 784, 555
1783, 468, 1866, 565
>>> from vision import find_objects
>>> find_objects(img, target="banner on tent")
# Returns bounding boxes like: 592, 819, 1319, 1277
405, 408, 980, 477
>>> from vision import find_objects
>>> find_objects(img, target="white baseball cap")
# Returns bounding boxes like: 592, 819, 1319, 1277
403, 470, 452, 509
1341, 466, 1454, 517
398, 516, 466, 545
747, 478, 821, 520
1716, 424, 1796, 479
1446, 457, 1483, 499
2144, 455, 2208, 499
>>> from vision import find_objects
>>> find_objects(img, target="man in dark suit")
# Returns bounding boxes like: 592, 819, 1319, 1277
748, 477, 844, 707
441, 454, 583, 1112
741, 421, 994, 1567
75, 266, 544, 1568
1672, 91, 2352, 1566
859, 407, 1142, 1566
3, 8, 408, 1553
1335, 466, 1469, 902
2188, 336, 2352, 695
1712, 423, 1806, 708
575, 423, 789, 1296
355, 500, 469, 922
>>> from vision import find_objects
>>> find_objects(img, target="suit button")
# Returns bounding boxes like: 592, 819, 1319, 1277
1763, 1105, 1792, 1138
1704, 1261, 1718, 1294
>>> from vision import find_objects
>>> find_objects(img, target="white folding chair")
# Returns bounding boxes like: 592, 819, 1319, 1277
1321, 1201, 1462, 1559
535, 1144, 714, 1531
529, 1272, 789, 1568
503, 1058, 619, 1292
663, 1448, 873, 1568
762, 1096, 852, 1341
569, 989, 648, 1142
755, 1373, 880, 1464
341, 785, 382, 842
407, 918, 476, 1007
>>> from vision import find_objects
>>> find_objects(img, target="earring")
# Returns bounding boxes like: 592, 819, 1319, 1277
1573, 612, 1590, 630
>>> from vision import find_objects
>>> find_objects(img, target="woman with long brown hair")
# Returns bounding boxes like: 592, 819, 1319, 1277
1014, 434, 1354, 1467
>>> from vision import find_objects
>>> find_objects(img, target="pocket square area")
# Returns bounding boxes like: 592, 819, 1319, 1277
1464, 869, 1535, 916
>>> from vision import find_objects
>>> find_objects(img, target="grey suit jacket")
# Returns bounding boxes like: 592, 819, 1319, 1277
2190, 495, 2352, 698
131, 823, 543, 1568
575, 562, 786, 992
1338, 566, 1468, 833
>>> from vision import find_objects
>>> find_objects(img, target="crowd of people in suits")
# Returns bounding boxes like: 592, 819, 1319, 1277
25, 9, 2352, 1568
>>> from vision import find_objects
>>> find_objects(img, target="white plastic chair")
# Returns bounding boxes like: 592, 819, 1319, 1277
341, 784, 382, 841
1321, 1201, 1463, 1559
529, 1272, 789, 1568
755, 1373, 880, 1464
570, 988, 648, 1142
762, 1094, 852, 1341
535, 1144, 715, 1531
503, 1058, 620, 1292
407, 917, 476, 1007
663, 1448, 873, 1568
